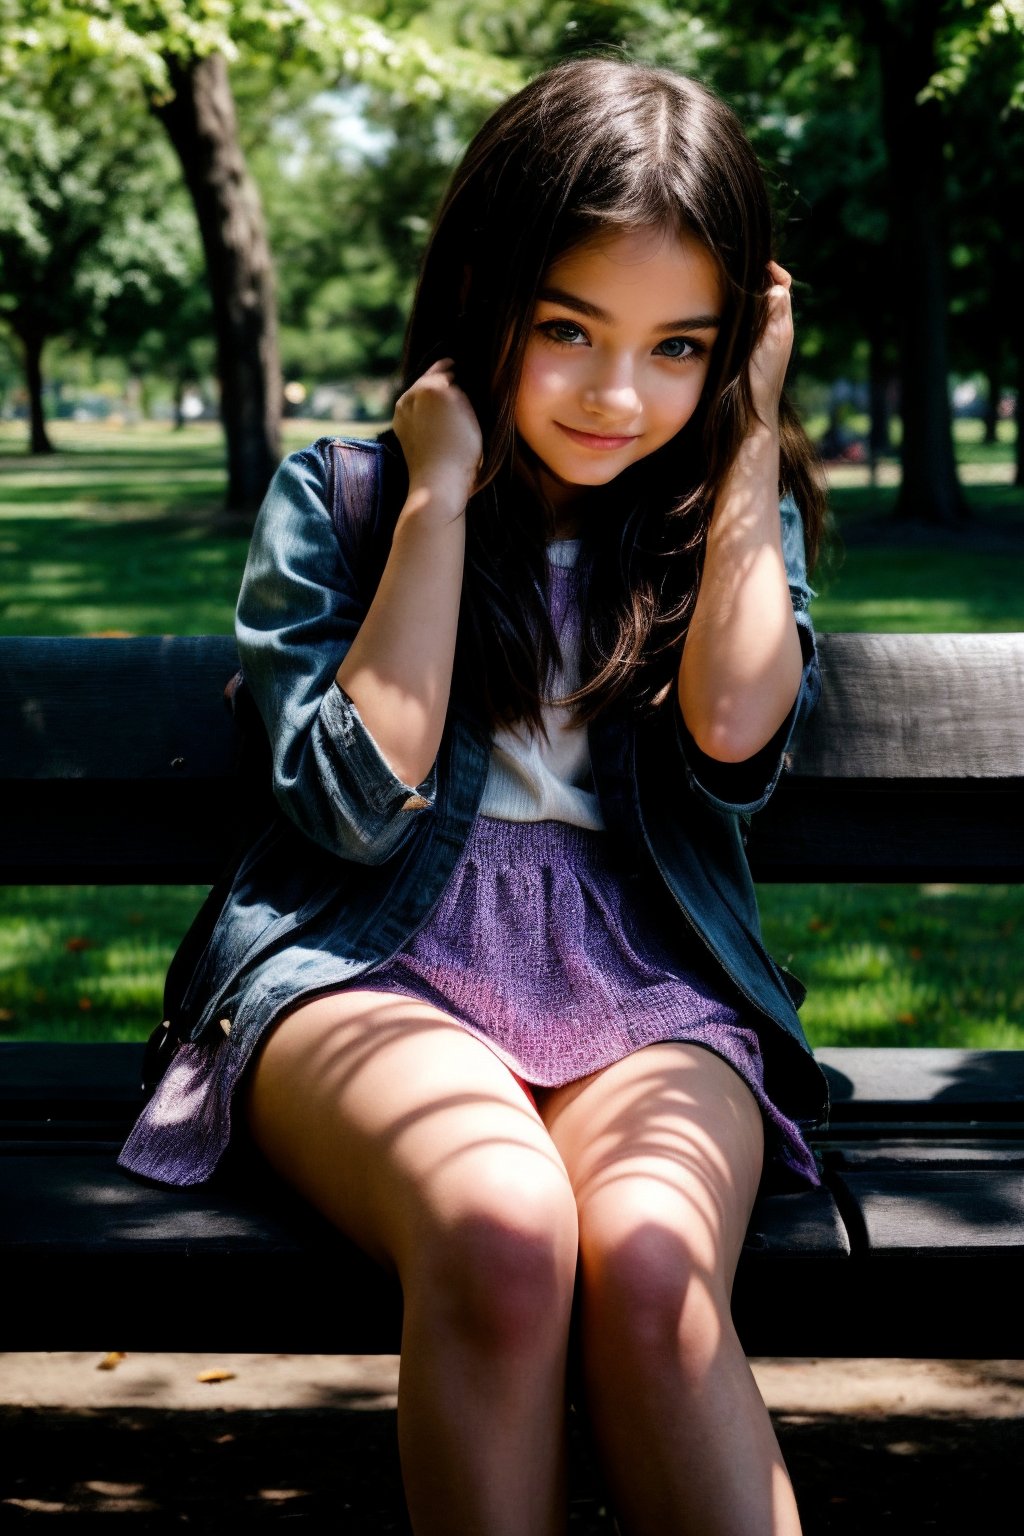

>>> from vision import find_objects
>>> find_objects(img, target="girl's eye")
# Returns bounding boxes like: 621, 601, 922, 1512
537, 319, 588, 346
656, 336, 700, 361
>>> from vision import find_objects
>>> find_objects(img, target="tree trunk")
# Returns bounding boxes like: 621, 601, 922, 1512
152, 53, 281, 513
21, 327, 54, 455
868, 0, 967, 523
867, 327, 893, 465
982, 355, 1000, 446
1016, 339, 1023, 489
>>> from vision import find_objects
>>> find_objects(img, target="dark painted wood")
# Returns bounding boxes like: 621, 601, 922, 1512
0, 636, 241, 780
8, 1043, 1023, 1131
2, 633, 1022, 880
833, 1169, 1024, 1252
3, 632, 1024, 1357
6, 633, 1023, 785
827, 1141, 1024, 1168
0, 1150, 849, 1353
818, 1047, 1024, 1117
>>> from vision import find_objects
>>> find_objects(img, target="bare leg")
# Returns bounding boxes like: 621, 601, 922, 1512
244, 991, 579, 1536
542, 1043, 801, 1536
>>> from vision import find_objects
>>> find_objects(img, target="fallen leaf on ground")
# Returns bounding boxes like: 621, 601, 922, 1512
97, 1352, 127, 1371
196, 1368, 236, 1384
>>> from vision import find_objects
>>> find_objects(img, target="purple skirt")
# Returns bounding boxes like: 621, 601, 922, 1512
120, 814, 820, 1190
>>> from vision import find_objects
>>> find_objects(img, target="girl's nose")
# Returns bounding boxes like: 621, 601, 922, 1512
581, 356, 641, 420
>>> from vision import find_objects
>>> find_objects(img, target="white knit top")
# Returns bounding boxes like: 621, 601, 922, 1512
477, 539, 605, 831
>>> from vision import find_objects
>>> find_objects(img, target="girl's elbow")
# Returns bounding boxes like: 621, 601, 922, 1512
688, 718, 762, 765
681, 691, 798, 765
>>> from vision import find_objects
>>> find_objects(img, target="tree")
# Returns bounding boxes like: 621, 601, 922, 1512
2, 1, 523, 509
857, 0, 966, 521
0, 72, 193, 453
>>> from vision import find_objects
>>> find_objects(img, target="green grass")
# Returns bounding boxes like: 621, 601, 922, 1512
812, 531, 1024, 633
0, 886, 207, 1044
2, 879, 1021, 1048
759, 882, 1024, 1049
0, 420, 331, 637
1, 418, 1022, 1049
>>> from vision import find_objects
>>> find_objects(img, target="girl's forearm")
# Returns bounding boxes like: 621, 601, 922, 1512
335, 485, 467, 787
677, 427, 803, 763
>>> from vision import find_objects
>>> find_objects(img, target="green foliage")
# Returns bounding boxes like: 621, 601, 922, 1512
0, 61, 208, 413
0, 1, 525, 106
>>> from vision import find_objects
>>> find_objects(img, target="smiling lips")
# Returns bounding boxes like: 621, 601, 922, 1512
555, 422, 639, 451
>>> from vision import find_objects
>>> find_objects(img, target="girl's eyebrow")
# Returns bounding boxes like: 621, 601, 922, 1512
537, 285, 721, 333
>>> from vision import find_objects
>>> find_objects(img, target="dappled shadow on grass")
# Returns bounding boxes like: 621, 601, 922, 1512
811, 545, 1024, 632
0, 514, 248, 636
0, 479, 226, 511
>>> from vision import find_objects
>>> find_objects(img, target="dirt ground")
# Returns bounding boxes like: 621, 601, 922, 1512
2, 1353, 1021, 1532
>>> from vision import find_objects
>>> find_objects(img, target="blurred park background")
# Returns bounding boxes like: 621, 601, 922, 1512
1, 1, 1022, 1053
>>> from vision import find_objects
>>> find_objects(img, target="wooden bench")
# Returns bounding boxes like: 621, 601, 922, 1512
2, 632, 1023, 1357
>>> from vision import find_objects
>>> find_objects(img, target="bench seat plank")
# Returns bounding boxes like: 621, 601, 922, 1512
817, 1047, 1024, 1117
828, 1140, 1024, 1167
0, 1151, 849, 1353
8, 1044, 1024, 1127
833, 1168, 1024, 1252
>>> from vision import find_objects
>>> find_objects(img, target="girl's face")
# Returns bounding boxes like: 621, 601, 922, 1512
514, 225, 723, 512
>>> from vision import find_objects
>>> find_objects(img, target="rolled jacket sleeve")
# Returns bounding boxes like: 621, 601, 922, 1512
675, 493, 821, 818
235, 443, 437, 864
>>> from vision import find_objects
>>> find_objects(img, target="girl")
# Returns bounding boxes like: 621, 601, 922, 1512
122, 56, 828, 1536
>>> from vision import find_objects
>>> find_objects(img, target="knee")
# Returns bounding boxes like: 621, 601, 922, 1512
407, 1166, 579, 1357
581, 1213, 732, 1378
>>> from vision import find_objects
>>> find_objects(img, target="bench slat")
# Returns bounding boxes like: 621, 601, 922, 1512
834, 1168, 1024, 1253
6, 633, 1024, 782
4, 1149, 1019, 1356
7, 1045, 1023, 1127
2, 635, 1023, 881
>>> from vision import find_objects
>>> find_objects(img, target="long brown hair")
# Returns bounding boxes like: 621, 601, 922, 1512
399, 56, 826, 733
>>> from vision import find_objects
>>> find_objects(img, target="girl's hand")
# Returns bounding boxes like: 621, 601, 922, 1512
393, 358, 483, 511
748, 261, 794, 431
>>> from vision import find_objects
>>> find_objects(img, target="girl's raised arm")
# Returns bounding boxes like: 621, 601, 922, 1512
677, 264, 806, 765
335, 359, 481, 788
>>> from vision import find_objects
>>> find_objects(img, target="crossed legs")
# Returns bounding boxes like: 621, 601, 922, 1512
244, 993, 802, 1535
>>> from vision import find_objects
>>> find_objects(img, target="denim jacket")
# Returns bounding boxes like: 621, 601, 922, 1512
182, 438, 828, 1130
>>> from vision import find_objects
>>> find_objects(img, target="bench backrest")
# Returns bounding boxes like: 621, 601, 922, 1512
1, 633, 1022, 882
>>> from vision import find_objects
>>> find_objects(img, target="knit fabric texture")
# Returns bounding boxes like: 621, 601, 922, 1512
351, 813, 821, 1187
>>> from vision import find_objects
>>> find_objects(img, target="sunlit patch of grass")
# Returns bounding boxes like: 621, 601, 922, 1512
3, 880, 1022, 1049
0, 886, 210, 1043
758, 882, 1024, 1048
811, 545, 1024, 632
0, 419, 384, 636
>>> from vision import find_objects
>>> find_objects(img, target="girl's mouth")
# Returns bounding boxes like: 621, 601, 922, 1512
555, 423, 639, 450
